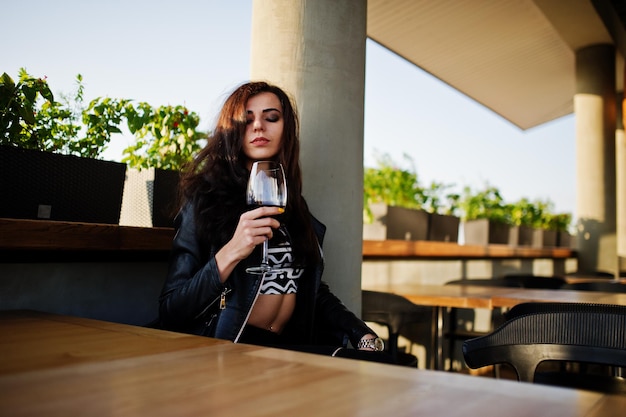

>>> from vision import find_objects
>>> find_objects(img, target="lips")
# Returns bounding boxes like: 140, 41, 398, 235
252, 137, 269, 145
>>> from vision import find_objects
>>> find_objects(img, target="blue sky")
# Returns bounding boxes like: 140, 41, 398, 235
3, 0, 576, 219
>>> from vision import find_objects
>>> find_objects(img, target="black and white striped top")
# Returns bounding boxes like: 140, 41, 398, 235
259, 232, 304, 295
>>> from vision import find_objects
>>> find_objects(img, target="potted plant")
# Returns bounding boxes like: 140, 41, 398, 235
0, 69, 128, 224
509, 197, 545, 247
542, 211, 573, 248
422, 181, 461, 243
459, 185, 514, 245
363, 153, 429, 241
118, 102, 206, 228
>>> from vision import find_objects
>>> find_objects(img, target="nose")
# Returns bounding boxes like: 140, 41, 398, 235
252, 118, 263, 131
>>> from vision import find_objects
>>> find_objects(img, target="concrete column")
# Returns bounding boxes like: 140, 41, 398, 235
575, 44, 617, 274
250, 0, 367, 312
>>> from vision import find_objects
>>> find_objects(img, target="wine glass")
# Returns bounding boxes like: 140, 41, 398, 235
245, 161, 287, 274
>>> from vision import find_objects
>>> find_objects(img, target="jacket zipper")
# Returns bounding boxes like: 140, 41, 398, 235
194, 287, 231, 320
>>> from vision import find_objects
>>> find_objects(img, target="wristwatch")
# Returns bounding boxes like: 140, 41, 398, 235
357, 337, 385, 352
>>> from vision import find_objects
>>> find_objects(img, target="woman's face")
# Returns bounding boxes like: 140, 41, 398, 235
243, 92, 284, 169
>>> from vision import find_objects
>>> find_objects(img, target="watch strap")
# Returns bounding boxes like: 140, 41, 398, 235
357, 337, 384, 351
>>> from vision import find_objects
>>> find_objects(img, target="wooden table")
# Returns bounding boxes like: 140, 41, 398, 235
0, 310, 228, 375
491, 288, 626, 308
1, 310, 623, 417
362, 284, 511, 369
363, 284, 626, 370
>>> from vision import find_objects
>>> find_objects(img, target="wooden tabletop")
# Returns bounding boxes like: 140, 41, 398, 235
491, 288, 626, 308
363, 283, 626, 310
1, 310, 621, 417
0, 310, 226, 375
363, 283, 509, 309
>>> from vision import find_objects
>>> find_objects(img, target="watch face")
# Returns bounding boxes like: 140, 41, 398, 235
374, 337, 385, 352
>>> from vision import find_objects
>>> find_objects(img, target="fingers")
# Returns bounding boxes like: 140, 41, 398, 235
223, 207, 283, 263
241, 221, 275, 243
236, 208, 280, 246
218, 206, 284, 276
243, 206, 284, 220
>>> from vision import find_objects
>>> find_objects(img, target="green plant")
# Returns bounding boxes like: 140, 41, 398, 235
78, 96, 129, 158
363, 152, 426, 223
510, 197, 572, 232
123, 102, 206, 171
542, 212, 572, 233
422, 181, 461, 216
1, 69, 206, 169
31, 75, 84, 154
509, 197, 545, 228
459, 184, 512, 224
1, 69, 129, 159
1, 69, 54, 149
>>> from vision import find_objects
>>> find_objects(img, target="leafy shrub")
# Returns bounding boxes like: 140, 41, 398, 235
1, 69, 206, 170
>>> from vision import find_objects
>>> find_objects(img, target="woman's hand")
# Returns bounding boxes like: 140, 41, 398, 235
215, 206, 283, 281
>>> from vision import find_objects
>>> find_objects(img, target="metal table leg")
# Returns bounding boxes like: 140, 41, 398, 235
429, 306, 444, 370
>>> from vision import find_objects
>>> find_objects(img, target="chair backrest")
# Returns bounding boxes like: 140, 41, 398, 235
561, 281, 626, 293
502, 274, 566, 289
445, 275, 566, 289
361, 290, 431, 333
444, 278, 522, 287
463, 302, 626, 384
503, 301, 624, 321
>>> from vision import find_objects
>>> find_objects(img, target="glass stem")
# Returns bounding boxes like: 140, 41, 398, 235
261, 239, 269, 267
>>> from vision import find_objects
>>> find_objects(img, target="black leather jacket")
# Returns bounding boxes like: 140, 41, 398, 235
158, 202, 375, 348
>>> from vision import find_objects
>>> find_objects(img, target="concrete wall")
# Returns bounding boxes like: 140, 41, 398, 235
0, 262, 168, 326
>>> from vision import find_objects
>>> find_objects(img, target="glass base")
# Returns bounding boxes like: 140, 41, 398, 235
246, 264, 271, 274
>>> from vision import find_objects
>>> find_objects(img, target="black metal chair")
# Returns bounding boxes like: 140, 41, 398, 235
444, 275, 566, 372
501, 273, 567, 289
561, 281, 626, 293
463, 302, 626, 394
362, 290, 433, 367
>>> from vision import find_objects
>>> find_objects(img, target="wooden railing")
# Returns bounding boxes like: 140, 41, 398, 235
362, 239, 575, 259
0, 218, 174, 251
0, 218, 576, 260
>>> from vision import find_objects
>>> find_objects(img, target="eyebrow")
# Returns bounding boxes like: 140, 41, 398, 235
247, 107, 282, 114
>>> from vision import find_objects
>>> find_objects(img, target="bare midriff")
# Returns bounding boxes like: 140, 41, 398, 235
247, 293, 296, 333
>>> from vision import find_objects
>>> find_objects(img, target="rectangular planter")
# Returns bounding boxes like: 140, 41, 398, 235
119, 168, 179, 228
533, 229, 557, 248
463, 219, 511, 245
0, 146, 126, 224
508, 225, 519, 247
517, 225, 535, 247
363, 203, 429, 241
428, 213, 460, 243
557, 231, 572, 248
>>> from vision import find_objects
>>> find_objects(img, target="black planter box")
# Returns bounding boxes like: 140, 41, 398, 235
0, 146, 126, 224
428, 213, 460, 242
151, 168, 179, 227
363, 203, 429, 241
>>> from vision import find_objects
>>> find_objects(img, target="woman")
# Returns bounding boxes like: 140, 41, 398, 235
158, 81, 387, 358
